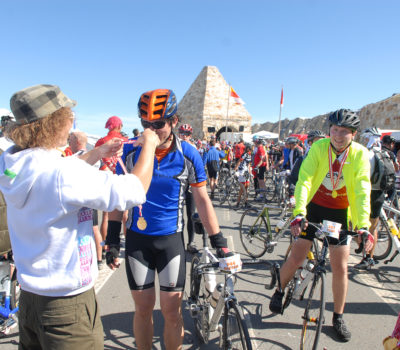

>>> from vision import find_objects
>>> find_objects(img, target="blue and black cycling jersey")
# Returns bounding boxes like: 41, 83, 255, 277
116, 135, 207, 236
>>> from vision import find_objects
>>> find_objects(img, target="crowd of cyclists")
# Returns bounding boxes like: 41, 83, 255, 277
0, 84, 399, 349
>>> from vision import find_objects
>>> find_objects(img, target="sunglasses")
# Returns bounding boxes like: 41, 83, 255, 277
179, 131, 192, 136
141, 119, 167, 130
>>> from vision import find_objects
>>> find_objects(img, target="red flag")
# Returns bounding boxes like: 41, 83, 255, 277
280, 88, 284, 107
230, 86, 245, 105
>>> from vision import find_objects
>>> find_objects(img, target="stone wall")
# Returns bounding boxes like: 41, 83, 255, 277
202, 67, 251, 139
359, 93, 400, 130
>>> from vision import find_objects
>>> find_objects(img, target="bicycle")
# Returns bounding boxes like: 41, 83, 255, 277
377, 204, 400, 265
359, 201, 400, 262
0, 251, 19, 336
274, 170, 291, 206
239, 204, 292, 258
266, 220, 365, 350
187, 215, 253, 349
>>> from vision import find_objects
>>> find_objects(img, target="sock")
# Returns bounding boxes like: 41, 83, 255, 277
333, 312, 343, 321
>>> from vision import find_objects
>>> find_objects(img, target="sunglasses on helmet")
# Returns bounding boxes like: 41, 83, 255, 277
141, 119, 167, 130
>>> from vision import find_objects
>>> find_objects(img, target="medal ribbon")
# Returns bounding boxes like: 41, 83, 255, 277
328, 144, 349, 194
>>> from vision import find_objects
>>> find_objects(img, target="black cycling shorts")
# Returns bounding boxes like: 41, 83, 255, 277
207, 161, 219, 179
257, 166, 266, 180
370, 190, 385, 219
299, 202, 351, 246
125, 230, 186, 292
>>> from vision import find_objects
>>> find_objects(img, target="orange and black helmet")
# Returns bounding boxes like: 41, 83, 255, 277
138, 89, 177, 121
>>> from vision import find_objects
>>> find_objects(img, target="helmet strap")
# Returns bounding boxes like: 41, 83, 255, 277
330, 141, 352, 155
158, 131, 174, 148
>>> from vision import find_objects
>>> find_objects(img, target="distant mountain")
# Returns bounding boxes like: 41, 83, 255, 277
252, 113, 330, 139
252, 93, 400, 138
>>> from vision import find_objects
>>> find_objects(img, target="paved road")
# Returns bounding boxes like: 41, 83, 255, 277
1, 197, 400, 349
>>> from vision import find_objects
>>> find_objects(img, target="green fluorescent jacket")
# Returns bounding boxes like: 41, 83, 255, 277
294, 138, 371, 230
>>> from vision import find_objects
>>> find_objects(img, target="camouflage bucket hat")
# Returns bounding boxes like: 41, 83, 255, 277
10, 84, 77, 125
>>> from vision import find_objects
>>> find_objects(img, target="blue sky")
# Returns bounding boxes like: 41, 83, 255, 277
1, 0, 399, 137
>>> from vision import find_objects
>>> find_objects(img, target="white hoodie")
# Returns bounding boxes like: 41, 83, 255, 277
0, 146, 146, 297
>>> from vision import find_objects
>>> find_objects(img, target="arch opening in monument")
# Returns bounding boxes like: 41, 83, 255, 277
216, 126, 238, 140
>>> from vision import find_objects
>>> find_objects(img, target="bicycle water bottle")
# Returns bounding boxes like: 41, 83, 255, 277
275, 219, 286, 233
293, 257, 313, 299
300, 259, 314, 280
204, 269, 217, 299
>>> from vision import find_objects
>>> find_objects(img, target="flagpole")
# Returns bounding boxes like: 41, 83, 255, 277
226, 84, 230, 142
278, 86, 283, 141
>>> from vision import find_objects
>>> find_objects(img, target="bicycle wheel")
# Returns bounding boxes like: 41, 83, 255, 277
223, 300, 253, 350
300, 272, 326, 350
190, 255, 209, 344
228, 178, 240, 209
239, 209, 269, 258
218, 184, 228, 205
373, 217, 393, 261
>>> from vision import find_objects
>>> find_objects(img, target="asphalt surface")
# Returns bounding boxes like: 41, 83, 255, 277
1, 195, 400, 349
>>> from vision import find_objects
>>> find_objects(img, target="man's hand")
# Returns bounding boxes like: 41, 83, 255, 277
105, 246, 120, 270
357, 229, 374, 253
133, 128, 160, 148
209, 232, 234, 258
99, 138, 124, 159
290, 215, 306, 237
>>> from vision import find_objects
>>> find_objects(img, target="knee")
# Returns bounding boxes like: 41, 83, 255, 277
161, 307, 182, 325
134, 299, 155, 318
331, 262, 348, 276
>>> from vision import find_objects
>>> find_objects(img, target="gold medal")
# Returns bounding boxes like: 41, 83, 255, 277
137, 216, 147, 230
332, 190, 338, 198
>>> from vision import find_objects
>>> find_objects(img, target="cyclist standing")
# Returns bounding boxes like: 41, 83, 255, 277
234, 143, 252, 207
95, 116, 128, 256
253, 136, 268, 201
285, 136, 303, 171
109, 89, 233, 350
204, 138, 225, 199
269, 109, 374, 342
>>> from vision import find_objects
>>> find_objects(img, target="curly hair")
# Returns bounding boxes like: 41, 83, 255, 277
5, 107, 73, 150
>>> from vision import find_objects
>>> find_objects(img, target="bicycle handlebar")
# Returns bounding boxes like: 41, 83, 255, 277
305, 221, 367, 246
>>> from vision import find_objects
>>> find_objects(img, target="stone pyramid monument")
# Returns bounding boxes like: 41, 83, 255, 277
177, 66, 252, 140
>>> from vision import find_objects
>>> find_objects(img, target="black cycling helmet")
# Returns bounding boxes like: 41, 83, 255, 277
286, 136, 298, 145
328, 109, 360, 131
382, 134, 395, 144
307, 130, 326, 141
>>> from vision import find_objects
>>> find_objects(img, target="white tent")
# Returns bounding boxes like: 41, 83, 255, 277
251, 130, 279, 139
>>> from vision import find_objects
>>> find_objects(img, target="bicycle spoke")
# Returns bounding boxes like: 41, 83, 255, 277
239, 209, 268, 258
224, 301, 253, 350
373, 217, 393, 261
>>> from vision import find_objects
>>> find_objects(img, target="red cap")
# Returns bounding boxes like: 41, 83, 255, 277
105, 116, 122, 130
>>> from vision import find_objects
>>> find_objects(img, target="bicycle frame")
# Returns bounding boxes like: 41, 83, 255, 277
253, 205, 291, 239
191, 238, 238, 334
